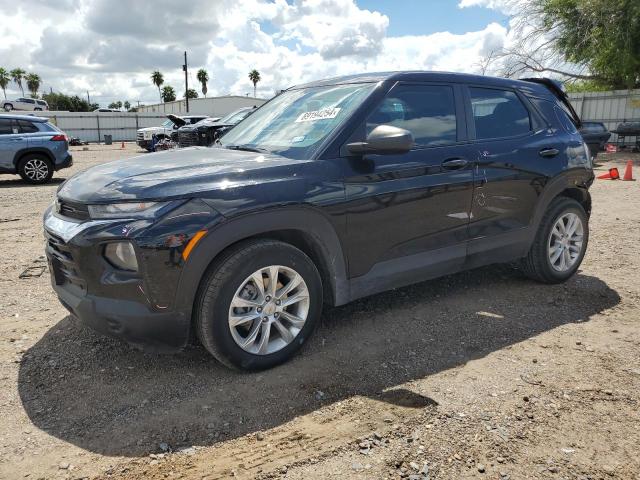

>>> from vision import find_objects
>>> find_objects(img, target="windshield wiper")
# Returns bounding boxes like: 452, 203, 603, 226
225, 144, 270, 153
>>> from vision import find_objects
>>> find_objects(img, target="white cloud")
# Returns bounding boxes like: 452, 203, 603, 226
0, 0, 510, 106
457, 0, 517, 15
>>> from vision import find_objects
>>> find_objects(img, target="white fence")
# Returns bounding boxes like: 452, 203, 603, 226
136, 95, 266, 115
36, 112, 167, 143
568, 89, 640, 144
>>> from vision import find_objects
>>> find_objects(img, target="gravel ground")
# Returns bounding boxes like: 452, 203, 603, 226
0, 145, 638, 480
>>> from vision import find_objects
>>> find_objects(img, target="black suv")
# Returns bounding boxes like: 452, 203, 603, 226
44, 72, 593, 370
177, 107, 255, 147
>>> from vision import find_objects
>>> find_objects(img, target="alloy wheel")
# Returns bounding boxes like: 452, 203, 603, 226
228, 265, 310, 355
23, 159, 50, 181
548, 212, 584, 272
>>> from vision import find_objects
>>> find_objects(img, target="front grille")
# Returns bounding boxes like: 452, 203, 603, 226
178, 131, 200, 148
136, 132, 144, 142
45, 230, 86, 290
57, 200, 90, 221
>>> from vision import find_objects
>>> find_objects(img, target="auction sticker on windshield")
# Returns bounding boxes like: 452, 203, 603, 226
295, 107, 341, 123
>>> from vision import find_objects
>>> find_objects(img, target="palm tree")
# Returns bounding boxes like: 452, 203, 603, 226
248, 69, 261, 98
161, 85, 176, 102
151, 71, 164, 102
0, 68, 9, 99
184, 88, 198, 99
197, 69, 209, 97
10, 68, 26, 95
124, 100, 131, 111
25, 73, 41, 98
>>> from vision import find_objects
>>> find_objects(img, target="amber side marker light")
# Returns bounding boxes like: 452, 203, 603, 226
182, 230, 207, 261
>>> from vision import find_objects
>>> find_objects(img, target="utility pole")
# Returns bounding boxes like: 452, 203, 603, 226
183, 51, 189, 113
87, 90, 91, 105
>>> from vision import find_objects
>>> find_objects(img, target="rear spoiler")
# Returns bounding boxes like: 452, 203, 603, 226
521, 77, 582, 128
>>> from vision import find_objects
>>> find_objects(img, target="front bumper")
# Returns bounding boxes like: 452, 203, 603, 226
55, 152, 73, 171
136, 139, 153, 150
42, 201, 220, 352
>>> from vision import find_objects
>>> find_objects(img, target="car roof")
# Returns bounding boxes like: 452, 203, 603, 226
0, 113, 48, 122
291, 70, 554, 97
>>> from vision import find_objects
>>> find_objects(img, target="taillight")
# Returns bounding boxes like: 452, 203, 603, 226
50, 134, 67, 141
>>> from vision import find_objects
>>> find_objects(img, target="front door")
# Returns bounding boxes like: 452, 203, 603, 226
342, 82, 474, 295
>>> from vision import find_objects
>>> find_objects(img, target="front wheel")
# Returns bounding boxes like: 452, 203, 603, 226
195, 239, 323, 370
521, 197, 589, 283
3, 103, 12, 111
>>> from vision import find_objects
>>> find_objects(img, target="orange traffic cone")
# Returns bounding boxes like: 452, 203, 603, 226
622, 160, 635, 181
597, 168, 620, 180
121, 141, 125, 149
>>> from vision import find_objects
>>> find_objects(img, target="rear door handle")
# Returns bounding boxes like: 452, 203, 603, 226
441, 158, 468, 169
539, 148, 559, 158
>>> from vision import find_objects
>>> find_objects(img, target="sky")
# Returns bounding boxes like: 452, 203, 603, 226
0, 0, 515, 107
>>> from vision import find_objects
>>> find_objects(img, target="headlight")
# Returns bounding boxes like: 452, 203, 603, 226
104, 242, 138, 272
88, 202, 168, 219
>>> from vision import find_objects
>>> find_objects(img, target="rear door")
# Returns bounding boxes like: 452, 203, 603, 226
462, 85, 561, 265
0, 119, 24, 170
343, 82, 474, 288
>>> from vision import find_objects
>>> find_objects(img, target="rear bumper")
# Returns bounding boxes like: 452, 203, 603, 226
55, 152, 73, 171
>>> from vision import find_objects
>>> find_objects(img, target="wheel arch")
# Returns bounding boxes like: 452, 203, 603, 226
174, 207, 349, 322
13, 148, 56, 168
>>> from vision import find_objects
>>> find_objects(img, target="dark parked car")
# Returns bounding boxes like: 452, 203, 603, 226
579, 121, 610, 157
44, 72, 593, 370
177, 107, 255, 147
0, 114, 72, 183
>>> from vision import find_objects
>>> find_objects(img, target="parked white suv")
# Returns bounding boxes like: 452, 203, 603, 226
3, 98, 49, 112
136, 114, 210, 151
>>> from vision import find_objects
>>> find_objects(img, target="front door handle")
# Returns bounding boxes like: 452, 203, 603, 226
441, 158, 468, 169
539, 148, 559, 158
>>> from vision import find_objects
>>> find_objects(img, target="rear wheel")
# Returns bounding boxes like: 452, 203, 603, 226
521, 197, 588, 283
18, 155, 54, 184
3, 103, 12, 112
195, 239, 323, 370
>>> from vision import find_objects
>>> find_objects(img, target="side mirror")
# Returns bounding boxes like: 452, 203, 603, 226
347, 125, 414, 155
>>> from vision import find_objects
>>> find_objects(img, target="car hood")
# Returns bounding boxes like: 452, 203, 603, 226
179, 121, 232, 131
57, 147, 311, 203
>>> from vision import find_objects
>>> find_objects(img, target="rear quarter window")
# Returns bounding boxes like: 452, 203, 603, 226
17, 120, 39, 133
555, 106, 578, 134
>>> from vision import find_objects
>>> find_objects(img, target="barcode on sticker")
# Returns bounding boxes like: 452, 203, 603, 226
295, 108, 341, 123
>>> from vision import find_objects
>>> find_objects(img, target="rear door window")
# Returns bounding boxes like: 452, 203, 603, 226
367, 84, 458, 147
0, 119, 14, 134
17, 120, 39, 133
469, 88, 531, 140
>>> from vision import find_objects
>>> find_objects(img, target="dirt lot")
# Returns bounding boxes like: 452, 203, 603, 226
0, 145, 638, 480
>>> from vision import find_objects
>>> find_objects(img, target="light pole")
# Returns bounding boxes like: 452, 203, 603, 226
183, 51, 189, 113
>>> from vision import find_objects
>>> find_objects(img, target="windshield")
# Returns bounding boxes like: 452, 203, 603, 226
219, 83, 375, 159
161, 119, 174, 128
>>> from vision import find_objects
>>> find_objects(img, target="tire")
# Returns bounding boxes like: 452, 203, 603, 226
521, 197, 589, 283
18, 154, 54, 184
194, 239, 323, 370
3, 103, 12, 112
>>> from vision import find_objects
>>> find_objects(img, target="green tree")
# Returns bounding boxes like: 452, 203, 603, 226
502, 0, 640, 89
25, 73, 41, 98
248, 69, 261, 97
108, 102, 119, 109
184, 88, 198, 99
161, 85, 176, 102
10, 68, 26, 95
539, 0, 640, 88
0, 68, 9, 99
151, 70, 164, 102
124, 100, 131, 111
197, 68, 209, 97
42, 92, 96, 112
